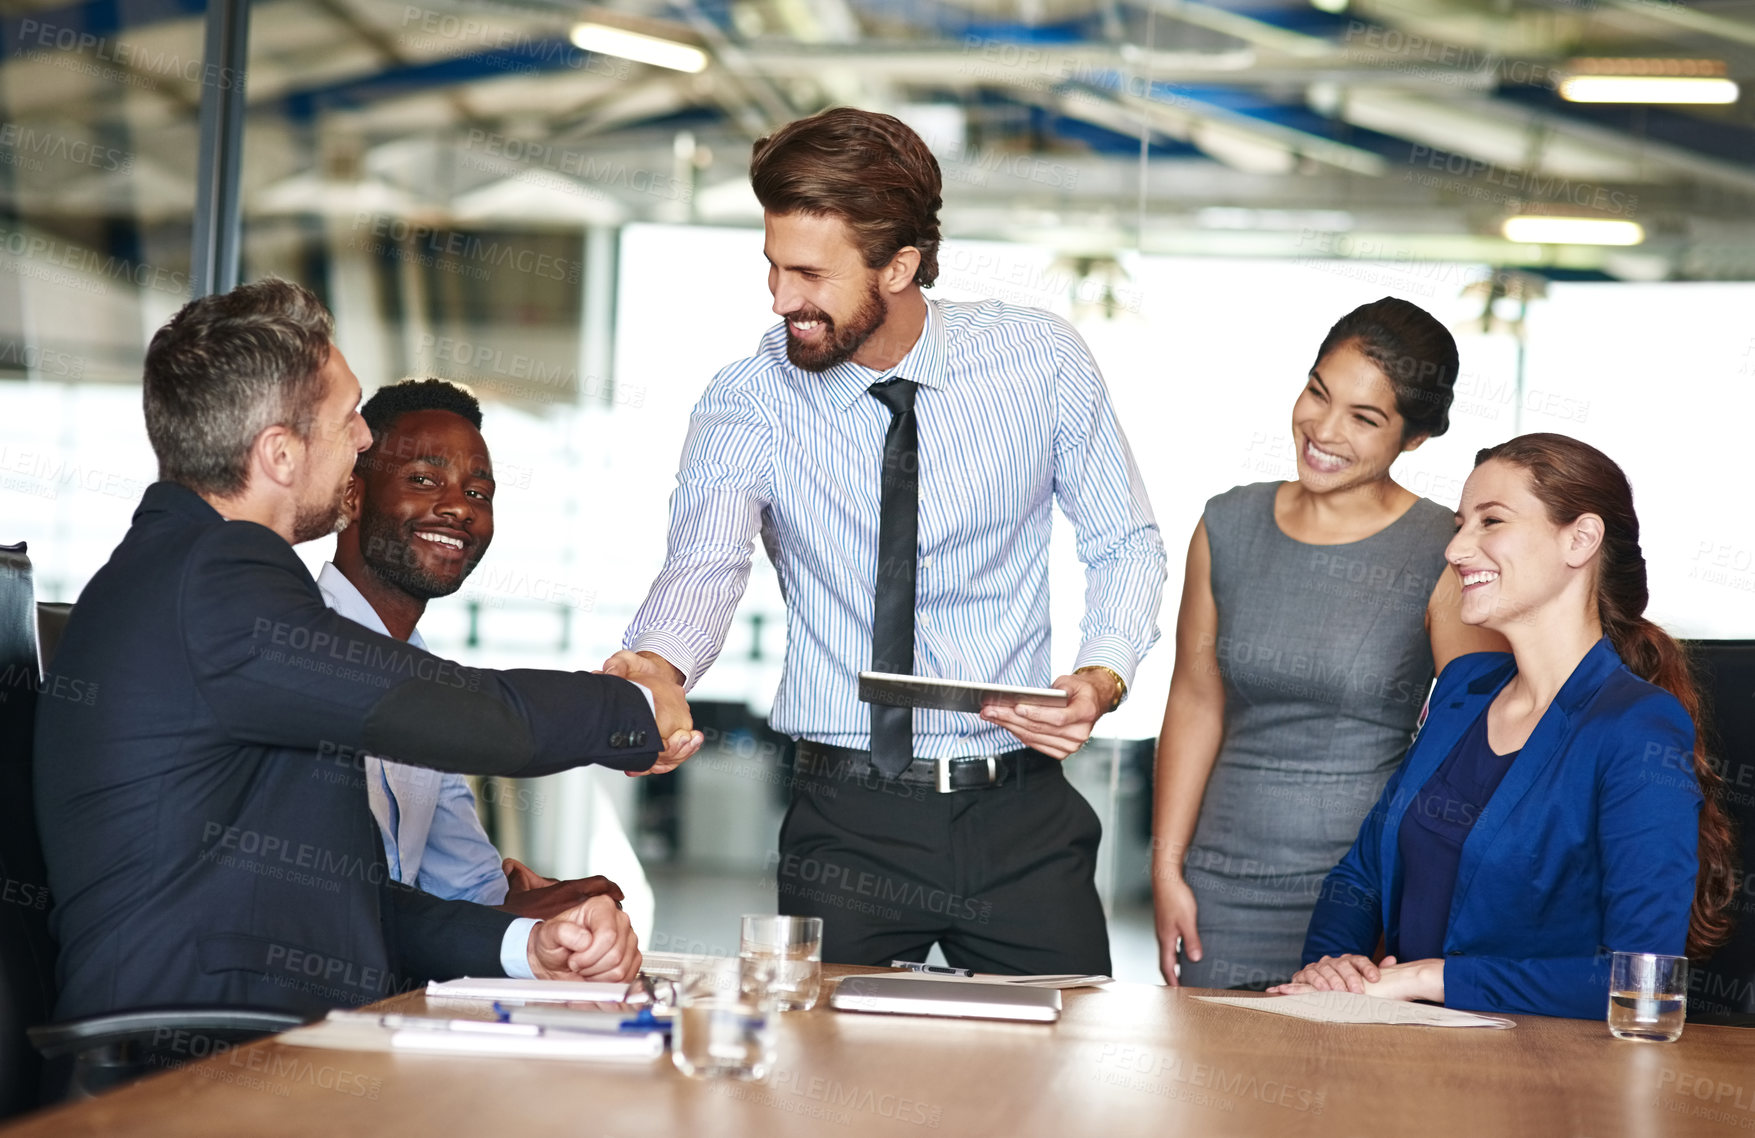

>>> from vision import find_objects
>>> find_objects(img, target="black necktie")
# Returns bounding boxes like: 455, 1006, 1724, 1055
868, 378, 919, 778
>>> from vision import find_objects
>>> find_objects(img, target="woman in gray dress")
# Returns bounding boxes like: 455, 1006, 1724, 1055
1152, 297, 1504, 989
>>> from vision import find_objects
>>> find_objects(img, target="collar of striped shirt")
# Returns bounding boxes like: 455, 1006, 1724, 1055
812, 298, 950, 408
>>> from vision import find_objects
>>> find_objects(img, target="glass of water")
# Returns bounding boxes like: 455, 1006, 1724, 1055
671, 957, 775, 1080
740, 915, 824, 1012
1608, 951, 1688, 1042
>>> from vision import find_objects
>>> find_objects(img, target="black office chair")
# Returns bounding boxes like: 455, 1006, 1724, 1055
0, 542, 307, 1118
0, 544, 57, 1119
32, 604, 69, 682
1685, 640, 1755, 1025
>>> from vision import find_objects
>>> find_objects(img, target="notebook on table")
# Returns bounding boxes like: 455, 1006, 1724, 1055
830, 975, 1062, 1023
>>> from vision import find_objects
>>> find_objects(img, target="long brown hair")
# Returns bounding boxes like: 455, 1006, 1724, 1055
1476, 433, 1736, 956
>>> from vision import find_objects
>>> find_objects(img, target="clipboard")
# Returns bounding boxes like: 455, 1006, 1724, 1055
857, 671, 1070, 714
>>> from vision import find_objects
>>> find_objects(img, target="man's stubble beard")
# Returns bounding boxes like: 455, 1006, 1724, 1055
290, 480, 349, 544
785, 279, 887, 373
353, 508, 481, 602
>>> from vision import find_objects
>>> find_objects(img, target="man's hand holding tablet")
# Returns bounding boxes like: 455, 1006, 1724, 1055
980, 669, 1120, 759
857, 669, 1121, 760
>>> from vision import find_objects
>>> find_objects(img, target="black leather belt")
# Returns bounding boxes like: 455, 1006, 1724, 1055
793, 740, 1049, 793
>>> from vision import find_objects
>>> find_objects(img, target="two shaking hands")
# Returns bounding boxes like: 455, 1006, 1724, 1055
509, 649, 697, 987
597, 648, 1127, 771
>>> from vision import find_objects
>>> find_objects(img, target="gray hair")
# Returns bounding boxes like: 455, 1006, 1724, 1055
142, 278, 334, 497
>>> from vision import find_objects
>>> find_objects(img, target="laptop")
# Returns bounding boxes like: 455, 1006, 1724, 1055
830, 975, 1062, 1023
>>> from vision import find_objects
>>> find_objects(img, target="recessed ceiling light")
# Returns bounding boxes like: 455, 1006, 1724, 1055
1560, 59, 1736, 104
1560, 76, 1737, 104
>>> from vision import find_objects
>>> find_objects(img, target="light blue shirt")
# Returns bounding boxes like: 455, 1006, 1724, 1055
626, 299, 1166, 754
317, 563, 536, 979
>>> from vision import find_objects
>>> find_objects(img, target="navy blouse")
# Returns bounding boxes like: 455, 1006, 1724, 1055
1392, 712, 1520, 961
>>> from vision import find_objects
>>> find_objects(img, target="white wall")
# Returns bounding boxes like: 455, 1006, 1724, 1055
2, 243, 1750, 734
1520, 283, 1755, 639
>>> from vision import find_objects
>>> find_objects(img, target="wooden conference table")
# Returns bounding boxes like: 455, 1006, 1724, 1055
6, 965, 1754, 1137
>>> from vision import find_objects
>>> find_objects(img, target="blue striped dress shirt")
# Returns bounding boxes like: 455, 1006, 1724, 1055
625, 298, 1166, 757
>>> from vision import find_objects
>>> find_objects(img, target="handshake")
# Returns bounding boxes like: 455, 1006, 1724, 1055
600, 649, 701, 776
509, 651, 695, 986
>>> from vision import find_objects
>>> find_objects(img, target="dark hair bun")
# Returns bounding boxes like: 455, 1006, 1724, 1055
1312, 297, 1458, 441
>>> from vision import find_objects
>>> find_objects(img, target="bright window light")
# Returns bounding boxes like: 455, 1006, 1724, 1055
569, 23, 708, 73
1559, 76, 1738, 104
1502, 216, 1644, 246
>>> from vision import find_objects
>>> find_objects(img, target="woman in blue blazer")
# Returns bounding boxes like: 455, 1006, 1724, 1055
1275, 433, 1736, 1019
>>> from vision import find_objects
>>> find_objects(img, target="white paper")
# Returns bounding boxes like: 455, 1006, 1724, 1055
389, 1029, 663, 1061
1194, 991, 1515, 1028
423, 976, 630, 1003
279, 1013, 663, 1060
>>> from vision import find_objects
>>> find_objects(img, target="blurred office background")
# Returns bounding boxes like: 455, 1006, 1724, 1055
3, 0, 1754, 981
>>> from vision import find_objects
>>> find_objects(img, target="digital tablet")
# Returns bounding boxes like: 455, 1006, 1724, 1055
857, 671, 1070, 714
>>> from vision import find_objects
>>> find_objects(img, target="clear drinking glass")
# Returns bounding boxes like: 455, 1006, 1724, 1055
739, 915, 824, 1012
670, 957, 775, 1080
1608, 951, 1688, 1042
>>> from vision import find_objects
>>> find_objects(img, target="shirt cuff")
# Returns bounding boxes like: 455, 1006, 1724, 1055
625, 630, 702, 692
630, 681, 656, 718
500, 918, 541, 979
1072, 636, 1141, 702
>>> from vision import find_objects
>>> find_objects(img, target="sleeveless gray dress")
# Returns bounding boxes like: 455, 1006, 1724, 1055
1178, 481, 1454, 989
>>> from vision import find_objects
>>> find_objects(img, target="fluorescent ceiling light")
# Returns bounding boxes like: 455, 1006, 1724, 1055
1197, 207, 1354, 232
1502, 216, 1644, 246
1190, 122, 1297, 175
1559, 76, 1738, 104
569, 22, 708, 73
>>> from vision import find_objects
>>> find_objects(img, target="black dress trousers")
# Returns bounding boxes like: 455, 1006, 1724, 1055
774, 755, 1113, 976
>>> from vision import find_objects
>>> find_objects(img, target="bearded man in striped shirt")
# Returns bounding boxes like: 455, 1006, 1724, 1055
607, 107, 1166, 974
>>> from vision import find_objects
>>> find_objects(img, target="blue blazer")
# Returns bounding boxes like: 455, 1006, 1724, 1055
1302, 638, 1701, 1019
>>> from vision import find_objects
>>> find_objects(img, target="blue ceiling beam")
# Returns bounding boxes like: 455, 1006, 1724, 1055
0, 0, 207, 63
277, 38, 624, 118
1028, 104, 1203, 158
